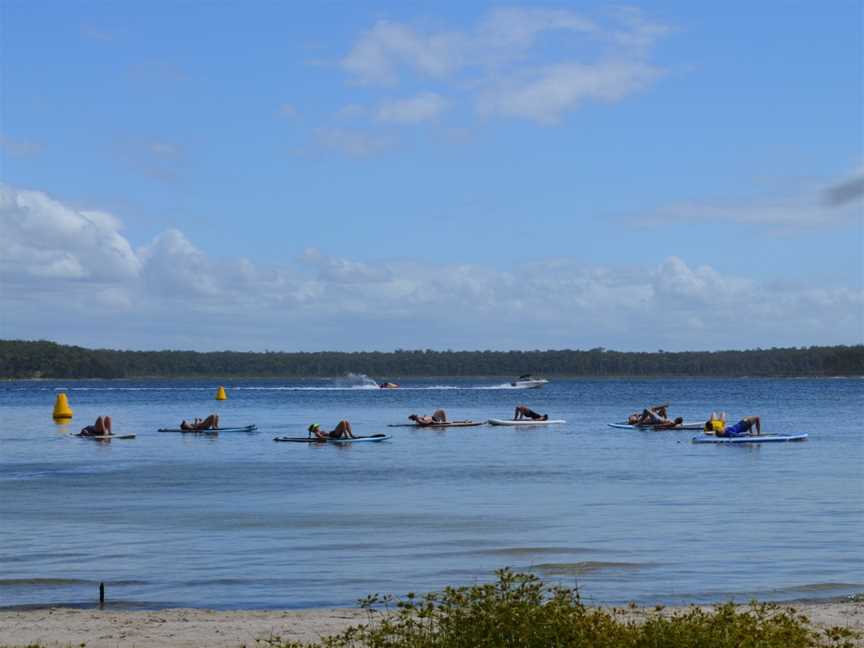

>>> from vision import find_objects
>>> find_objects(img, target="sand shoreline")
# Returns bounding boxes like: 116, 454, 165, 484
1, 600, 861, 647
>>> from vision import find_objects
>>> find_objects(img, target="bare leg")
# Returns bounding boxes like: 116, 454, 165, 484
747, 416, 761, 435
432, 409, 447, 422
94, 417, 107, 435
646, 409, 666, 424
104, 416, 112, 435
332, 420, 354, 438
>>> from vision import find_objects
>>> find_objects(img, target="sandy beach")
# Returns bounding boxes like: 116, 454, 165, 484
1, 600, 861, 648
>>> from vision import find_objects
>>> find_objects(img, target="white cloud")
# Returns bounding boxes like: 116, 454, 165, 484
639, 167, 864, 230
342, 20, 464, 85
315, 128, 394, 157
279, 103, 297, 118
336, 104, 367, 119
81, 25, 114, 42
115, 138, 184, 182
477, 60, 663, 124
340, 7, 670, 125
2, 185, 860, 351
0, 185, 140, 282
0, 135, 43, 157
823, 167, 864, 206
377, 92, 449, 124
475, 7, 597, 56
147, 141, 181, 157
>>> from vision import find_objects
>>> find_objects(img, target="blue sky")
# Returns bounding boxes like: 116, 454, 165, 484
1, 1, 861, 351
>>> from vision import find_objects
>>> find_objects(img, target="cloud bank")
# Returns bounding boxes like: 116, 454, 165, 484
1, 184, 860, 351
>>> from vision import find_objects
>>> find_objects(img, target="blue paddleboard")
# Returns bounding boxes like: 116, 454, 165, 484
691, 433, 808, 444
273, 434, 391, 444
158, 425, 257, 433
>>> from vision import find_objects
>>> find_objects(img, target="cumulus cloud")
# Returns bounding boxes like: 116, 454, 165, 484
0, 185, 140, 282
1, 185, 860, 351
377, 92, 449, 123
340, 7, 670, 124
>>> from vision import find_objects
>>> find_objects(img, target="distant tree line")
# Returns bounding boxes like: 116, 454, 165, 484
0, 339, 862, 379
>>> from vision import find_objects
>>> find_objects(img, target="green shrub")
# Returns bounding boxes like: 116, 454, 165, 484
259, 569, 859, 648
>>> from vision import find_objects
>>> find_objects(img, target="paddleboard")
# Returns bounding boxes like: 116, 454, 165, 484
387, 420, 485, 428
608, 422, 704, 430
157, 425, 257, 433
487, 419, 565, 426
273, 434, 391, 444
691, 434, 808, 444
75, 433, 136, 440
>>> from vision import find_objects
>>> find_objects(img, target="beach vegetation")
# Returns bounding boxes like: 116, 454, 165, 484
259, 569, 860, 648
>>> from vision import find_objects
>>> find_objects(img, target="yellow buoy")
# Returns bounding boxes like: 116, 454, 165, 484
215, 386, 227, 400
53, 392, 73, 419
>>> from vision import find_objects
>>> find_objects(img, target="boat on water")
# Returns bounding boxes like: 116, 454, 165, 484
379, 382, 400, 389
510, 374, 549, 389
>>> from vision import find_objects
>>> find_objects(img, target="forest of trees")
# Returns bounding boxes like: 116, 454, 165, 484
1, 339, 862, 379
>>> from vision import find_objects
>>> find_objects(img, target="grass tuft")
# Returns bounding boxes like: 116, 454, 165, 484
259, 569, 860, 648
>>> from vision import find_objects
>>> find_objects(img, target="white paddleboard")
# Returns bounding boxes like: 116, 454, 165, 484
388, 420, 485, 428
608, 422, 704, 430
487, 418, 565, 426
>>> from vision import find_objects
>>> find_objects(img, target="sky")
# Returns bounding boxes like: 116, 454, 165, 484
1, 1, 862, 352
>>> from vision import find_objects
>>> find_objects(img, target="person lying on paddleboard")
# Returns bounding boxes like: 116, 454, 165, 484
705, 415, 761, 437
650, 417, 685, 429
180, 414, 220, 431
627, 404, 670, 425
408, 409, 448, 426
80, 415, 112, 436
309, 421, 357, 440
514, 405, 548, 421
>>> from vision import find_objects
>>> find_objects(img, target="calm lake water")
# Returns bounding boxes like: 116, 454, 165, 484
1, 377, 862, 610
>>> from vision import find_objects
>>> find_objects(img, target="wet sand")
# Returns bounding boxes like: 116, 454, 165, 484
0, 600, 861, 647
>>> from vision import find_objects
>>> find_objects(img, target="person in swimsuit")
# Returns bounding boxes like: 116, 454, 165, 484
309, 421, 356, 440
651, 417, 684, 430
514, 405, 548, 421
408, 409, 448, 426
627, 404, 670, 425
706, 415, 761, 437
180, 414, 220, 430
80, 416, 112, 436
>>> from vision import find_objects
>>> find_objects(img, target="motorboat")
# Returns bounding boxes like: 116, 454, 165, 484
510, 374, 549, 389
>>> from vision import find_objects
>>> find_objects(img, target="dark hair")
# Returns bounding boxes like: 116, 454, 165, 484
674, 417, 683, 424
